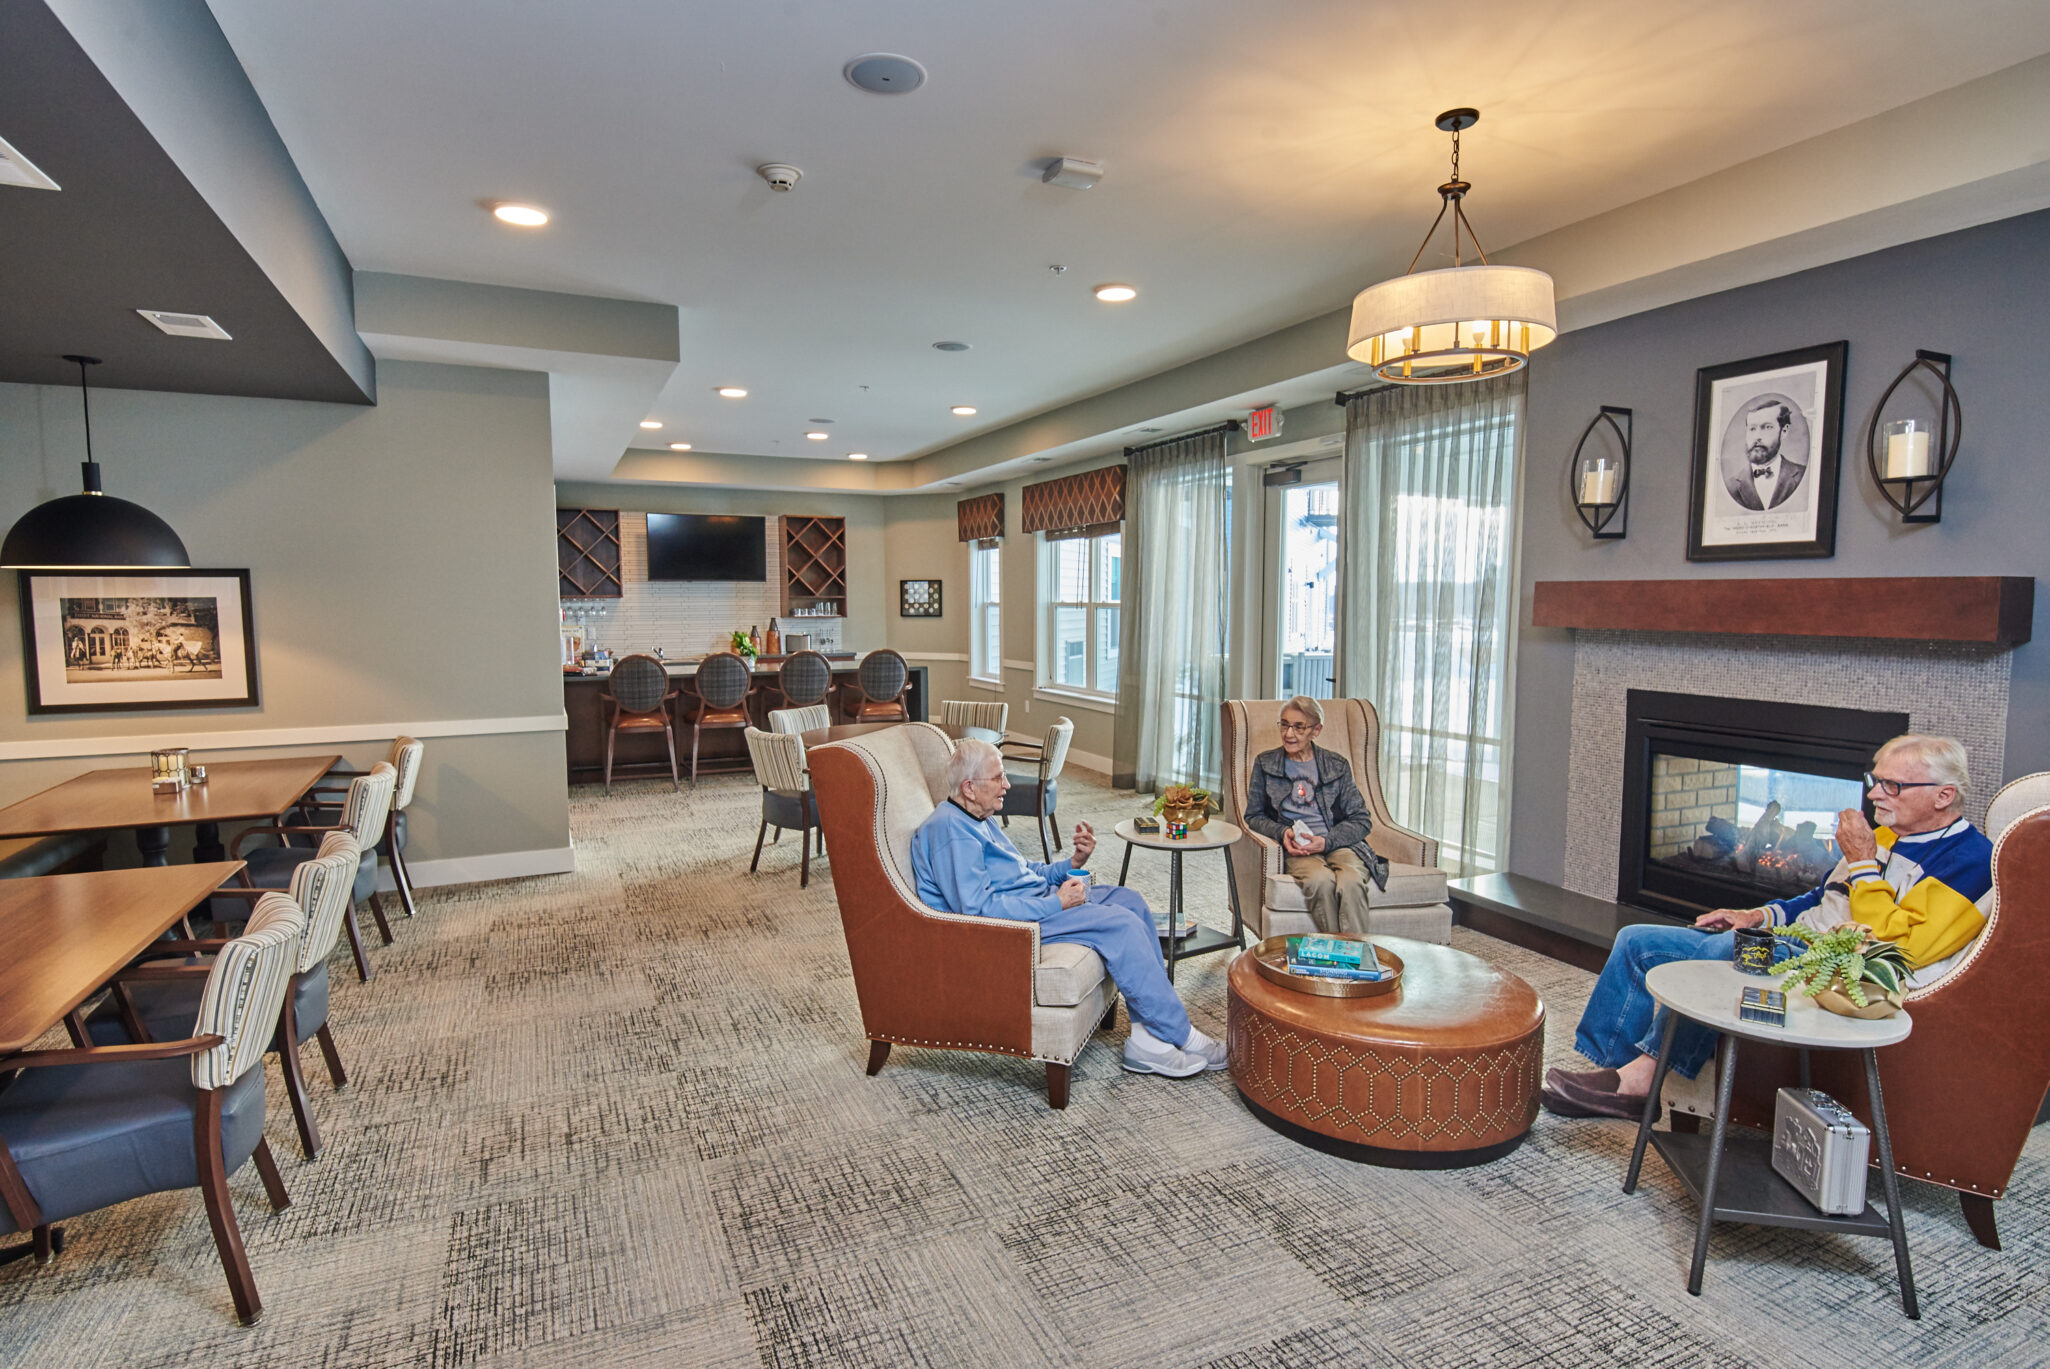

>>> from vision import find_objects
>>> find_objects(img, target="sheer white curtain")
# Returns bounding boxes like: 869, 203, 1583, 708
1114, 431, 1230, 792
1338, 375, 1523, 874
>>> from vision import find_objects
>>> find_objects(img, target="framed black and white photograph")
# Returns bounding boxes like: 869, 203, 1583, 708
899, 579, 942, 618
18, 568, 259, 714
1686, 341, 1848, 561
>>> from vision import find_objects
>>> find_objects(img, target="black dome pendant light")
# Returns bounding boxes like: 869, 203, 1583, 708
2, 355, 190, 570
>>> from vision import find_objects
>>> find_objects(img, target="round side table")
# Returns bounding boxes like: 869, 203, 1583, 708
1111, 818, 1245, 980
1624, 958, 1917, 1317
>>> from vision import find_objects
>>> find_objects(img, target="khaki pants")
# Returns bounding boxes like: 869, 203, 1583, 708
1284, 847, 1372, 935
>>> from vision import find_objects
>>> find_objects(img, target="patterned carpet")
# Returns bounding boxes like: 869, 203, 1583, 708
3, 761, 2049, 1368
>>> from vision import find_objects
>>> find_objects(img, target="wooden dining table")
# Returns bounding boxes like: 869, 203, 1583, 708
0, 862, 244, 1056
0, 755, 340, 867
798, 721, 1000, 749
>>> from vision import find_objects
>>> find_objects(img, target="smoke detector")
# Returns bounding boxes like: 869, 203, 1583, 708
1041, 158, 1104, 190
756, 163, 803, 192
844, 53, 927, 94
137, 309, 231, 340
0, 135, 59, 191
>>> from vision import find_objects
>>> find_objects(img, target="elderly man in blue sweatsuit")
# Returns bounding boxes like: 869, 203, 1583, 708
912, 739, 1228, 1077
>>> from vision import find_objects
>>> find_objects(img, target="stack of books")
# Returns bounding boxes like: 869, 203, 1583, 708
1285, 935, 1385, 981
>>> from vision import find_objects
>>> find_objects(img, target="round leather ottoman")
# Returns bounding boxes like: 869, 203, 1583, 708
1227, 936, 1544, 1168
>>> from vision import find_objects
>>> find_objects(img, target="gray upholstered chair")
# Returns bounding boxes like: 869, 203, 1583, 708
604, 653, 679, 791
999, 716, 1073, 861
769, 704, 832, 736
745, 727, 821, 887
777, 649, 834, 711
233, 763, 397, 982
807, 722, 1119, 1108
848, 648, 909, 722
684, 650, 754, 782
95, 836, 362, 1160
1220, 698, 1452, 943
309, 736, 425, 916
0, 896, 304, 1324
939, 699, 1009, 734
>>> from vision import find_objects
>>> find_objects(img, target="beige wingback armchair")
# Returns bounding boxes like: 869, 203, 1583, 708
808, 721, 1120, 1109
1221, 698, 1453, 943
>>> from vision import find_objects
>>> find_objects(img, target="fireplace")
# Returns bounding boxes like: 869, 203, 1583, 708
1617, 690, 1909, 921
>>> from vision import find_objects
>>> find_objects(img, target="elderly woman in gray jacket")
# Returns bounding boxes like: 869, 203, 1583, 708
1240, 695, 1389, 935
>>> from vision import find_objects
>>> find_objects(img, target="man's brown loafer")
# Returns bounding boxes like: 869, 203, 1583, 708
1542, 1072, 1656, 1122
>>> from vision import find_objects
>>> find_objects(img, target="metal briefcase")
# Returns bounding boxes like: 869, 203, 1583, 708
1771, 1087, 1872, 1216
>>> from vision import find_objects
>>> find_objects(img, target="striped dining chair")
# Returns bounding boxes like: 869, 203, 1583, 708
769, 704, 832, 736
744, 727, 822, 887
306, 736, 425, 916
939, 699, 1008, 735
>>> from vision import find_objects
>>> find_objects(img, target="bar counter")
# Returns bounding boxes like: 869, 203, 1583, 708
563, 657, 926, 782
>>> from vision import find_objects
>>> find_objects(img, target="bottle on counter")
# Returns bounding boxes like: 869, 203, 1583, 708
749, 624, 761, 655
764, 620, 780, 656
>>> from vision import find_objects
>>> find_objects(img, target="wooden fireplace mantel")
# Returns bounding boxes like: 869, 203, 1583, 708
1531, 576, 2033, 646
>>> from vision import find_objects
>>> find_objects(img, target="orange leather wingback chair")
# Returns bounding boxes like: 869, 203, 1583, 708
807, 722, 1120, 1108
1673, 773, 2050, 1250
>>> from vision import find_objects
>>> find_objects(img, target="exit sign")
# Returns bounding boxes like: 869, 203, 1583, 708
1246, 405, 1281, 441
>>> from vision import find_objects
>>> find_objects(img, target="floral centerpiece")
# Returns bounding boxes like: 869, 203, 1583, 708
1152, 783, 1213, 831
1773, 924, 1909, 1019
729, 629, 758, 663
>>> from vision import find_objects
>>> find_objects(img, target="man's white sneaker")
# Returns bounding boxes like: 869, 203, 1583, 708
1182, 1028, 1230, 1072
1122, 1023, 1207, 1078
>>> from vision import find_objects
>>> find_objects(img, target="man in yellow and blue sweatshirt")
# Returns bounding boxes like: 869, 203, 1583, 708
1546, 734, 1991, 1120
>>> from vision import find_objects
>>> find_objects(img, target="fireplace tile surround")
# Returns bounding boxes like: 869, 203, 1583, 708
1563, 630, 2010, 902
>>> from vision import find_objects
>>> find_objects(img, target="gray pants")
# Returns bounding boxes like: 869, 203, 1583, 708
1284, 847, 1371, 935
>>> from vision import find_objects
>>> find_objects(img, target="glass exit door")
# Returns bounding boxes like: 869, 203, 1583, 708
1263, 458, 1340, 699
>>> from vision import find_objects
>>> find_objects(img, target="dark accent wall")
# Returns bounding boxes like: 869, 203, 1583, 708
1508, 209, 2050, 882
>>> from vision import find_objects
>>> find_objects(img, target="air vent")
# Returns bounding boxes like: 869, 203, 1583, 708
137, 310, 232, 340
0, 135, 59, 191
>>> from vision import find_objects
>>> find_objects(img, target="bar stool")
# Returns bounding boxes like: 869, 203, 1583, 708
603, 653, 679, 792
849, 648, 910, 722
776, 649, 833, 712
683, 650, 753, 782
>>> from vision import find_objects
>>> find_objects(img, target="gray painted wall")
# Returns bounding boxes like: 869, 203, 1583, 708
0, 360, 568, 869
1507, 209, 2050, 882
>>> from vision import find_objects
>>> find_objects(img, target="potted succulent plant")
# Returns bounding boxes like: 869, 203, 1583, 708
1152, 783, 1213, 831
1773, 924, 1909, 1019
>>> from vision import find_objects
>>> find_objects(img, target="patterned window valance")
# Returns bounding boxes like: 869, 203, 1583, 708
1022, 465, 1126, 537
956, 492, 1004, 543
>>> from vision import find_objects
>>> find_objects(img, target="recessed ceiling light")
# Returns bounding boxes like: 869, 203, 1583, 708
136, 310, 231, 340
639, 420, 662, 430
669, 442, 692, 451
847, 452, 869, 461
950, 406, 978, 416
0, 134, 60, 191
806, 431, 830, 441
932, 341, 971, 352
1094, 283, 1138, 303
492, 203, 549, 227
716, 386, 748, 398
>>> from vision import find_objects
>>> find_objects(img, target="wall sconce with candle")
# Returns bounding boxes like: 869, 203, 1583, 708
1569, 405, 1632, 540
1865, 350, 1960, 525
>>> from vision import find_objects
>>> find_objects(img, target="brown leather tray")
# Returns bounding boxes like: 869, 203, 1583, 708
1249, 935, 1404, 999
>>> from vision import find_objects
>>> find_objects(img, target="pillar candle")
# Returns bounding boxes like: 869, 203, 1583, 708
1884, 428, 1932, 479
1580, 463, 1619, 505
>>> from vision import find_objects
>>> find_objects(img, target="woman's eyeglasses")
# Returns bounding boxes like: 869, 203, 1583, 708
1864, 771, 1944, 798
1277, 721, 1315, 733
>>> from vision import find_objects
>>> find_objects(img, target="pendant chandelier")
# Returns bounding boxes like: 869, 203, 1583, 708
1, 356, 190, 570
1347, 109, 1556, 384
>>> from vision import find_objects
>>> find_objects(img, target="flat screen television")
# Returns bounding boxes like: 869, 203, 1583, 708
644, 513, 767, 581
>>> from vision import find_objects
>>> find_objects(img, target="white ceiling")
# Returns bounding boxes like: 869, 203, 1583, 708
206, 0, 2050, 475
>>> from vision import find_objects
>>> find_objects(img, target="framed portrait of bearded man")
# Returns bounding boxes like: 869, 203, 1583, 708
1686, 341, 1847, 562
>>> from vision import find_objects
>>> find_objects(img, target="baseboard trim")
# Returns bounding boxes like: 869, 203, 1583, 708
385, 844, 576, 890
1066, 746, 1112, 777
0, 714, 568, 764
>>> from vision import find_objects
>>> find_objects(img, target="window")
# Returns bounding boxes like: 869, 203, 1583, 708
1039, 529, 1120, 698
969, 540, 1002, 683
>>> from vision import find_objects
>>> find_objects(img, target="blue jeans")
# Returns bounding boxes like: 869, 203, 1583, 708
1039, 886, 1191, 1047
1574, 923, 1797, 1080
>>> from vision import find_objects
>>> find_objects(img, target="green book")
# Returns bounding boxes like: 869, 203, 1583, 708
1287, 934, 1365, 968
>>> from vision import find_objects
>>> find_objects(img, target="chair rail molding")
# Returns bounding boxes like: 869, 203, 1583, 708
0, 713, 567, 764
